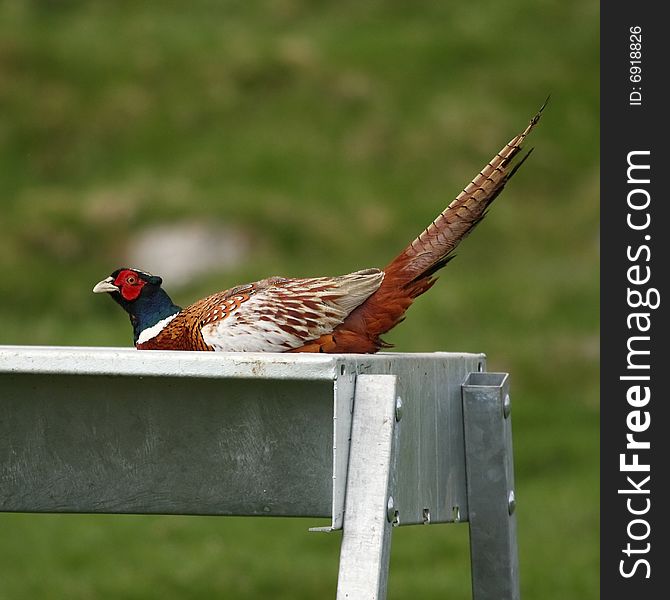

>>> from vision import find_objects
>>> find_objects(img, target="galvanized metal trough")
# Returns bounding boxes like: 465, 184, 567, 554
0, 346, 519, 600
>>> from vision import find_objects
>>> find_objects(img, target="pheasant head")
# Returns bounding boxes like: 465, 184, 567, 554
93, 268, 182, 345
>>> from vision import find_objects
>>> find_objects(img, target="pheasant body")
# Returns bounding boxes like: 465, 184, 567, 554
132, 270, 384, 352
94, 106, 544, 353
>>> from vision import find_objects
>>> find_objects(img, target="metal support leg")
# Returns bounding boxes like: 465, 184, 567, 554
337, 374, 398, 600
462, 372, 519, 600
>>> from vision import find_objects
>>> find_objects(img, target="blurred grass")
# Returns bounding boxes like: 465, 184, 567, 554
0, 0, 598, 598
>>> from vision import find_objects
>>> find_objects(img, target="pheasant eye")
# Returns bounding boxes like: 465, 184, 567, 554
127, 276, 137, 284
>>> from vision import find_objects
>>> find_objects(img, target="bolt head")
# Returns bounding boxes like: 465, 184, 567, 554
508, 490, 516, 515
395, 396, 403, 421
503, 394, 511, 418
387, 496, 399, 525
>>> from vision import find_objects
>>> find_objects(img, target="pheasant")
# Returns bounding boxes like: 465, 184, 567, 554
94, 105, 544, 353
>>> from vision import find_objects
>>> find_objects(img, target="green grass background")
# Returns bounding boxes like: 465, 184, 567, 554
0, 0, 598, 598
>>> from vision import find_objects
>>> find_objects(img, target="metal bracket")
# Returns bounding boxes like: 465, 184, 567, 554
336, 374, 398, 600
462, 372, 520, 600
0, 348, 520, 599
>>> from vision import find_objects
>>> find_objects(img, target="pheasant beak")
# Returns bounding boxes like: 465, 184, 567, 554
92, 276, 120, 294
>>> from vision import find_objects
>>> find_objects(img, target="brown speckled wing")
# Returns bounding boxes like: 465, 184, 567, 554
189, 269, 384, 352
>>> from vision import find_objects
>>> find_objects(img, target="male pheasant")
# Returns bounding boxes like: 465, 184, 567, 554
94, 105, 544, 353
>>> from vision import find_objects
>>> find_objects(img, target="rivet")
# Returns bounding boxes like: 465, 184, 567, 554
503, 394, 511, 418
395, 397, 403, 421
508, 490, 516, 515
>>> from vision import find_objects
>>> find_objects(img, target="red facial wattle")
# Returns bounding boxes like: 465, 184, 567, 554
113, 269, 147, 302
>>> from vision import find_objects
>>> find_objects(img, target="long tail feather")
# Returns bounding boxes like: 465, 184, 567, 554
385, 100, 547, 287
335, 101, 547, 350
